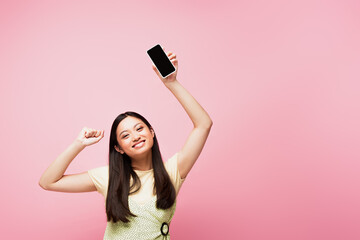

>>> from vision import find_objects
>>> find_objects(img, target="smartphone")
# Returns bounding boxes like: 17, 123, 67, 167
147, 44, 176, 78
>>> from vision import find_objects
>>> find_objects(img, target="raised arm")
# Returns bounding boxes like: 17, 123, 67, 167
39, 127, 104, 192
152, 49, 213, 179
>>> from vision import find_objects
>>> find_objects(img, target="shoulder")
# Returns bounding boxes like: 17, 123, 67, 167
87, 165, 109, 198
87, 165, 109, 182
164, 152, 179, 171
88, 165, 108, 175
164, 152, 186, 195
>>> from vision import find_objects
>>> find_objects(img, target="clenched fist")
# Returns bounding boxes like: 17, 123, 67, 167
76, 127, 104, 147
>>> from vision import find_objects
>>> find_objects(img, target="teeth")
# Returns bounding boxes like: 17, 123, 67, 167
133, 140, 144, 147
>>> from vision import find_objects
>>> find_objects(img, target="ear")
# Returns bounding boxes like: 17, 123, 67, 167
114, 145, 124, 154
151, 128, 155, 138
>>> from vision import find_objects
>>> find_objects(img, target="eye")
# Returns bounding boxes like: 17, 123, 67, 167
137, 127, 143, 131
122, 134, 128, 138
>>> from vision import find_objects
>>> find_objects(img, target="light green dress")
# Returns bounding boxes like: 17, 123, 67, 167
88, 153, 185, 240
103, 196, 177, 239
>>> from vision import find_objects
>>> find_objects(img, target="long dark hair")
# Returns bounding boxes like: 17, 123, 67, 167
105, 111, 176, 223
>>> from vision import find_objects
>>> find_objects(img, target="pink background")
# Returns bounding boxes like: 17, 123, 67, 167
1, 0, 360, 239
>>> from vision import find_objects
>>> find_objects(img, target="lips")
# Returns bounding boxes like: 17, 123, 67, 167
132, 140, 145, 148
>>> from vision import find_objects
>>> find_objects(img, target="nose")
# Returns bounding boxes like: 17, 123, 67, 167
132, 133, 141, 141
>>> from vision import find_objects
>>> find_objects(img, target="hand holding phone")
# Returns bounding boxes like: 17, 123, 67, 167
147, 44, 177, 80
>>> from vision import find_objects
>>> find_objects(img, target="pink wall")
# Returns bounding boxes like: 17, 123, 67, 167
1, 0, 360, 239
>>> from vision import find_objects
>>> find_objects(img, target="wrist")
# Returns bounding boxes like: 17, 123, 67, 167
164, 79, 179, 88
73, 139, 86, 150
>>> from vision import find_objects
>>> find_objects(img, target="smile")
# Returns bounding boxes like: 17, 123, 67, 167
132, 140, 145, 148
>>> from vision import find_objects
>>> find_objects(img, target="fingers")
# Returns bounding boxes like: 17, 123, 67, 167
94, 130, 105, 142
162, 46, 176, 59
85, 128, 93, 138
99, 130, 105, 138
84, 128, 104, 138
167, 52, 176, 59
94, 130, 103, 138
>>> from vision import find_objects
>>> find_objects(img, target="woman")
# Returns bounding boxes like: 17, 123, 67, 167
39, 48, 213, 239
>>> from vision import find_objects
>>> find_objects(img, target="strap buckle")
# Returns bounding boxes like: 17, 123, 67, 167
161, 222, 169, 236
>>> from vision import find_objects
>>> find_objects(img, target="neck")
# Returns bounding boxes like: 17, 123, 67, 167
131, 150, 153, 171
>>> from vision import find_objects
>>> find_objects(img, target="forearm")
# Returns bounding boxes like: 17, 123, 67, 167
165, 79, 212, 128
39, 140, 85, 188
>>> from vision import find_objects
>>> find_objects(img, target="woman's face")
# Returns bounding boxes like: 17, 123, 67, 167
115, 116, 154, 157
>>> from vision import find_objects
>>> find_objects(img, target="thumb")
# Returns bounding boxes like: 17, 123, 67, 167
152, 64, 157, 71
93, 132, 104, 143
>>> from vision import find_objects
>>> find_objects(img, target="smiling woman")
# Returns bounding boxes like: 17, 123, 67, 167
105, 112, 178, 221
38, 48, 212, 239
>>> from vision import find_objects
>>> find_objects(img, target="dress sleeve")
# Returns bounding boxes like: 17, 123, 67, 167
87, 166, 109, 198
164, 152, 186, 196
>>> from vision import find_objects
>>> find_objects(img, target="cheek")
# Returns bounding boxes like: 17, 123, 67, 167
123, 139, 132, 147
118, 138, 129, 148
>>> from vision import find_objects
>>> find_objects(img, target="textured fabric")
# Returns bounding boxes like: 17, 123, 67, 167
103, 196, 176, 239
87, 152, 185, 239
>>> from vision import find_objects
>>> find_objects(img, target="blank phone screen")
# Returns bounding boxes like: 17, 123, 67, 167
147, 44, 176, 78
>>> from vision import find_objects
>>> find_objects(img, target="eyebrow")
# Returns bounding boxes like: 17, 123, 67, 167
119, 123, 142, 136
